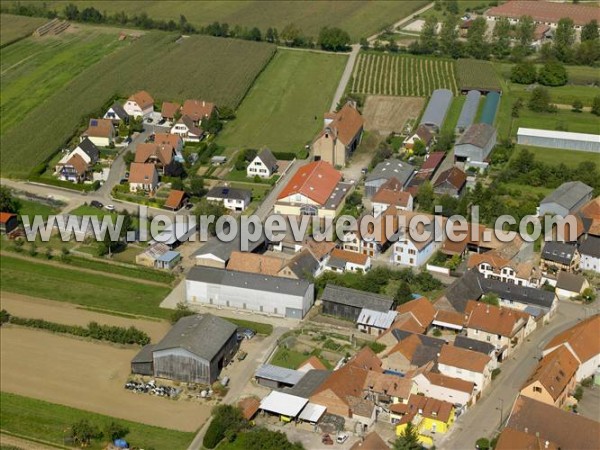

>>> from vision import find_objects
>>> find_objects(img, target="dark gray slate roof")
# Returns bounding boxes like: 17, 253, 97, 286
556, 271, 586, 292
321, 285, 393, 311
579, 236, 600, 258
257, 149, 278, 170
109, 102, 129, 120
284, 370, 331, 397
541, 181, 593, 212
285, 250, 319, 279
131, 344, 156, 364
78, 137, 99, 162
542, 241, 577, 265
207, 186, 251, 202
153, 314, 237, 361
187, 266, 312, 297
442, 270, 486, 313
391, 329, 413, 342
454, 335, 495, 356
193, 232, 266, 262
481, 278, 555, 310
366, 159, 414, 186
456, 90, 481, 131
393, 332, 447, 367
420, 89, 453, 129
456, 123, 496, 149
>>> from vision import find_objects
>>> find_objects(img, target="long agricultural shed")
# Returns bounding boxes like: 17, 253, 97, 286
456, 90, 481, 133
420, 89, 453, 133
480, 91, 501, 126
517, 128, 600, 153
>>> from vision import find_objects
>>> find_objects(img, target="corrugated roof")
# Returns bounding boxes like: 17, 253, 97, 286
298, 402, 327, 422
260, 391, 308, 417
366, 158, 415, 185
456, 123, 496, 149
541, 181, 594, 212
420, 89, 453, 129
357, 308, 397, 329
321, 285, 393, 311
519, 127, 600, 143
255, 364, 305, 385
456, 90, 481, 131
479, 91, 500, 125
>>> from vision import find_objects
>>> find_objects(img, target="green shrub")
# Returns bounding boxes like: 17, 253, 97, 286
365, 341, 386, 354
573, 386, 584, 401
492, 368, 501, 380
272, 151, 296, 160
432, 328, 442, 337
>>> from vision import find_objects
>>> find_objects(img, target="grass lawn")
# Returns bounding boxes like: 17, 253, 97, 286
508, 83, 600, 107
0, 30, 127, 134
270, 346, 310, 369
511, 145, 596, 169
216, 49, 347, 155
514, 108, 600, 135
17, 199, 60, 221
227, 318, 273, 336
494, 62, 600, 87
0, 14, 47, 46
228, 181, 272, 202
442, 95, 466, 135
0, 255, 171, 318
0, 392, 195, 450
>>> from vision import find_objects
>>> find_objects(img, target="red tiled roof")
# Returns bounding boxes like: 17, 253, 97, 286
319, 102, 364, 146
129, 90, 154, 109
84, 118, 114, 138
486, 0, 598, 26
544, 314, 600, 364
421, 151, 446, 171
164, 190, 186, 210
371, 189, 412, 208
128, 163, 157, 184
396, 297, 435, 329
182, 99, 215, 122
465, 300, 529, 337
154, 133, 182, 149
0, 212, 17, 224
522, 346, 578, 402
330, 248, 369, 266
66, 154, 88, 176
238, 397, 260, 420
438, 345, 491, 373
161, 101, 180, 119
434, 167, 467, 190
278, 160, 342, 205
298, 355, 327, 371
135, 143, 175, 165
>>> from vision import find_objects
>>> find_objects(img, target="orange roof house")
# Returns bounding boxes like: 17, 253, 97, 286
83, 118, 115, 140
124, 90, 154, 118
182, 99, 216, 123
134, 143, 175, 169
164, 190, 187, 210
0, 212, 18, 235
313, 102, 364, 167
349, 431, 389, 450
494, 428, 559, 450
154, 133, 183, 152
329, 248, 370, 266
276, 160, 343, 207
238, 397, 260, 420
465, 300, 529, 338
129, 91, 154, 109
226, 252, 285, 276
161, 101, 180, 120
438, 345, 492, 374
396, 297, 436, 330
128, 163, 158, 191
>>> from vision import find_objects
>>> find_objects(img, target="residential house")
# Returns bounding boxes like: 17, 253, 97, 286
0, 212, 18, 235
555, 271, 590, 300
275, 160, 350, 219
372, 188, 413, 217
81, 118, 115, 147
579, 235, 600, 273
381, 333, 446, 373
134, 142, 175, 174
55, 138, 99, 183
163, 190, 187, 211
103, 102, 129, 125
182, 99, 216, 125
364, 370, 414, 408
247, 149, 278, 179
396, 297, 436, 332
124, 90, 154, 118
453, 336, 497, 366
325, 248, 371, 273
349, 432, 389, 450
419, 89, 453, 133
431, 309, 466, 334
303, 238, 336, 271
206, 186, 251, 212
186, 266, 314, 319
171, 115, 203, 142
494, 428, 559, 450
278, 250, 320, 280
541, 241, 579, 273
160, 101, 180, 122
403, 125, 434, 151
437, 345, 493, 393
539, 181, 593, 217
154, 133, 184, 156
454, 123, 497, 164
542, 315, 600, 382
357, 309, 398, 336
321, 285, 393, 322
136, 242, 171, 267
343, 206, 400, 258
520, 346, 578, 408
392, 211, 445, 268
365, 159, 415, 197
465, 300, 533, 361
417, 152, 446, 181
506, 396, 600, 450
468, 250, 539, 288
312, 102, 364, 167
393, 395, 455, 445
412, 369, 475, 408
128, 163, 158, 192
433, 167, 467, 198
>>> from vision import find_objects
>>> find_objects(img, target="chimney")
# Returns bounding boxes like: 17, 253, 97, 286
545, 441, 549, 449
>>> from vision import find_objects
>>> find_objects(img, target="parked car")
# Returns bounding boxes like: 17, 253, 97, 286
221, 376, 230, 387
336, 433, 349, 444
91, 200, 103, 208
240, 328, 255, 340
105, 205, 115, 211
237, 351, 247, 361
158, 118, 166, 125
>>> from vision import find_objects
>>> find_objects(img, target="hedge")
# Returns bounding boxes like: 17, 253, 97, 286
8, 314, 150, 346
28, 176, 100, 192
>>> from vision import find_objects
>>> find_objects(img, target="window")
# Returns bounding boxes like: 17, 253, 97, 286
409, 258, 414, 265
408, 249, 416, 255
487, 336, 491, 342
533, 386, 542, 393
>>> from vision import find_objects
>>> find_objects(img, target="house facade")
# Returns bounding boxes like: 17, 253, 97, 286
128, 162, 159, 192
579, 236, 600, 273
124, 90, 154, 118
454, 123, 497, 163
413, 371, 474, 407
82, 118, 115, 147
247, 149, 278, 179
437, 345, 493, 393
170, 116, 203, 142
206, 186, 251, 212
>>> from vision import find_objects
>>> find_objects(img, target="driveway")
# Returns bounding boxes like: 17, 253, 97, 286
577, 385, 600, 422
438, 300, 600, 450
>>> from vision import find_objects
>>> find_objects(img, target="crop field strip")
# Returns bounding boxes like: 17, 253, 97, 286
456, 58, 501, 92
0, 31, 276, 177
0, 14, 48, 47
351, 53, 458, 97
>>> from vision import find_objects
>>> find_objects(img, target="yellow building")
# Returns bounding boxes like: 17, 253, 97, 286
393, 394, 455, 444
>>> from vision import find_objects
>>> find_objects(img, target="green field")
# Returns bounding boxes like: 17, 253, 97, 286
24, 1, 429, 41
516, 146, 599, 169
0, 255, 171, 318
17, 198, 61, 221
442, 95, 466, 134
0, 31, 275, 178
351, 53, 458, 96
456, 59, 502, 93
1, 30, 127, 134
216, 49, 346, 154
0, 14, 47, 46
0, 392, 195, 450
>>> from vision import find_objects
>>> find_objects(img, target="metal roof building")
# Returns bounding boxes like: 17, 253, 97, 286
517, 128, 600, 153
454, 123, 497, 163
321, 285, 393, 321
456, 90, 481, 133
259, 391, 308, 418
420, 89, 453, 133
539, 181, 594, 217
255, 364, 306, 388
479, 91, 501, 125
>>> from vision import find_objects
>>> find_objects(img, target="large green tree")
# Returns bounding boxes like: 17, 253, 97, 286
439, 14, 461, 58
393, 422, 422, 450
537, 61, 568, 86
581, 19, 599, 42
510, 62, 537, 84
492, 17, 511, 58
466, 17, 489, 59
553, 18, 576, 62
0, 186, 20, 214
528, 86, 555, 112
419, 15, 439, 54
318, 26, 351, 51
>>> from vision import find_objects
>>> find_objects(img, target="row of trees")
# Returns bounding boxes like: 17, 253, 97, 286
5, 313, 151, 345
510, 61, 568, 86
69, 419, 129, 448
1, 2, 351, 51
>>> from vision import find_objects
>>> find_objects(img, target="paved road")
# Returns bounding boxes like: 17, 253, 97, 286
330, 44, 360, 111
439, 300, 600, 450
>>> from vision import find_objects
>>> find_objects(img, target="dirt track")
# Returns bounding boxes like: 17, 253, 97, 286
1, 292, 170, 341
1, 327, 211, 432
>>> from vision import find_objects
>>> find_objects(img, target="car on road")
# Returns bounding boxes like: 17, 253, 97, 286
336, 433, 349, 444
104, 205, 115, 211
91, 200, 103, 208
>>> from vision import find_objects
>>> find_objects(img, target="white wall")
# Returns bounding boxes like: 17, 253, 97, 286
580, 254, 600, 273
413, 374, 471, 407
437, 363, 490, 392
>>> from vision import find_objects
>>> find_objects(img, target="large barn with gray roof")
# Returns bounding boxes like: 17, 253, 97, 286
185, 266, 314, 319
131, 314, 238, 384
321, 285, 393, 321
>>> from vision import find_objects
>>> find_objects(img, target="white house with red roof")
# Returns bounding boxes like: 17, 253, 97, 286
124, 91, 154, 118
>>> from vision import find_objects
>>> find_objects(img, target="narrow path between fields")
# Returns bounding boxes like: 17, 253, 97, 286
0, 251, 171, 287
